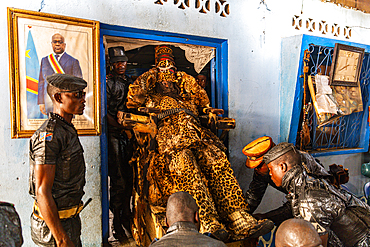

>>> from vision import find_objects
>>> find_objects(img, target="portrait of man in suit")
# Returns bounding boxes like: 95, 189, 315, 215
38, 33, 83, 115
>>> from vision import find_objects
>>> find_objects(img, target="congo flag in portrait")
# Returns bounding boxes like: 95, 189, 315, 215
25, 28, 45, 119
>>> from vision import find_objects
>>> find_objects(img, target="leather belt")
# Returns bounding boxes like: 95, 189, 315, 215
157, 108, 199, 122
33, 201, 83, 220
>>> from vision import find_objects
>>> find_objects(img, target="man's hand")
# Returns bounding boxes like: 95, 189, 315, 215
57, 237, 75, 247
209, 108, 224, 115
118, 120, 136, 129
203, 107, 224, 115
138, 107, 161, 114
39, 104, 47, 115
252, 213, 267, 220
116, 111, 139, 129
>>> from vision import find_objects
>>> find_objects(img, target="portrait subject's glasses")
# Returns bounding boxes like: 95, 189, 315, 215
52, 40, 64, 44
59, 90, 86, 99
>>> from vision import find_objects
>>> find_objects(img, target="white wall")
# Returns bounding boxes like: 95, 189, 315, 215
1, 0, 370, 245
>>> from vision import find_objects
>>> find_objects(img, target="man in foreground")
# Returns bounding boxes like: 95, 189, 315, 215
29, 73, 87, 246
264, 142, 370, 247
275, 219, 323, 247
150, 191, 227, 247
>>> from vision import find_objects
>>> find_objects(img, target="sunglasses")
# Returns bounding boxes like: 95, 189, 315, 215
59, 90, 86, 99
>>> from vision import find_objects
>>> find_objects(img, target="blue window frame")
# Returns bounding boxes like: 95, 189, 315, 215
288, 35, 370, 157
99, 23, 228, 242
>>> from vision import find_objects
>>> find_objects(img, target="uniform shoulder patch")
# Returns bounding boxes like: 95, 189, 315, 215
39, 132, 53, 142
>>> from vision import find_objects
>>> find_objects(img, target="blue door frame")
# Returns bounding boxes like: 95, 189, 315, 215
99, 23, 228, 242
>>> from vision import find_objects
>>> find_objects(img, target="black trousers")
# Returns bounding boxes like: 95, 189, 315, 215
107, 130, 133, 228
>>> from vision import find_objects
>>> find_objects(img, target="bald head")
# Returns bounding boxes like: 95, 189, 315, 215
275, 219, 323, 247
166, 191, 199, 227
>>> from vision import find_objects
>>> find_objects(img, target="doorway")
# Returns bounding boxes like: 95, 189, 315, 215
99, 23, 228, 243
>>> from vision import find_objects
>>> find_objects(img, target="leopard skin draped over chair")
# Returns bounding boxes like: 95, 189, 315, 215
120, 45, 272, 246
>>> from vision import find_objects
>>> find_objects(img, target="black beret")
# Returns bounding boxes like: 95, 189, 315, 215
263, 142, 296, 164
46, 74, 87, 91
109, 46, 128, 63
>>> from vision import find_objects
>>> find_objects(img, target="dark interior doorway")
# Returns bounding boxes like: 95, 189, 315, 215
100, 24, 229, 244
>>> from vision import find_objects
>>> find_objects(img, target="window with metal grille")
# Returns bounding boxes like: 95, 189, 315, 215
295, 43, 370, 154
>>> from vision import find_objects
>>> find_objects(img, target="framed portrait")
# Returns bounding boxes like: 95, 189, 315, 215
7, 8, 101, 138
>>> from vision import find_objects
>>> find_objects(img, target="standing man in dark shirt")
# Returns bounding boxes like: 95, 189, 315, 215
106, 46, 134, 241
29, 73, 87, 246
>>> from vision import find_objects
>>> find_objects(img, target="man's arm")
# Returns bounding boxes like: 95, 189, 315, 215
35, 164, 75, 247
72, 59, 83, 78
244, 171, 269, 213
253, 202, 293, 226
38, 58, 45, 105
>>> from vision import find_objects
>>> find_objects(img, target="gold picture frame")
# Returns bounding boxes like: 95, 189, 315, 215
7, 8, 101, 138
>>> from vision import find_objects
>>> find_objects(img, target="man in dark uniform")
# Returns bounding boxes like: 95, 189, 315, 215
243, 136, 330, 225
106, 46, 134, 241
264, 142, 370, 247
29, 73, 87, 247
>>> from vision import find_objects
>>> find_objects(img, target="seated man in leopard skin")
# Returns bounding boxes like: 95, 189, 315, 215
125, 45, 273, 241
